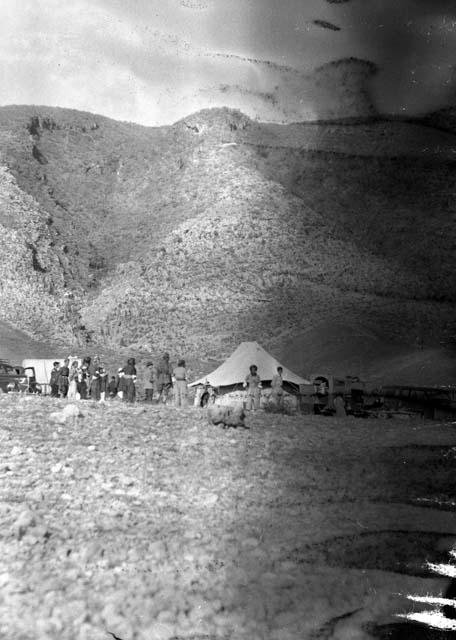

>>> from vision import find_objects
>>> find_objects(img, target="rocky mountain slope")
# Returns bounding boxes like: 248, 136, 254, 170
0, 104, 455, 374
0, 164, 74, 345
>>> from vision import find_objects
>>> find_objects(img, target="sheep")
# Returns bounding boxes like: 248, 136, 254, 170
207, 403, 248, 429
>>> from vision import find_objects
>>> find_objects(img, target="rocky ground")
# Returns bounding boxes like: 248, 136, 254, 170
1, 394, 456, 639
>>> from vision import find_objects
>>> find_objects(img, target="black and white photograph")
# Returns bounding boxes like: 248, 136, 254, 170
1, 1, 456, 638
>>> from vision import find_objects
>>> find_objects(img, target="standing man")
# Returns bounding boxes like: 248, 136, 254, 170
98, 366, 108, 402
89, 355, 100, 377
58, 359, 70, 399
156, 352, 172, 404
244, 364, 262, 411
124, 357, 137, 403
333, 394, 347, 417
108, 376, 118, 399
271, 366, 284, 409
144, 362, 155, 403
50, 362, 60, 398
173, 359, 188, 408
78, 364, 89, 399
68, 361, 79, 400
90, 370, 101, 402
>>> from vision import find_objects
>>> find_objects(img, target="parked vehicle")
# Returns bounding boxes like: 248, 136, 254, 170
0, 360, 41, 394
300, 374, 382, 416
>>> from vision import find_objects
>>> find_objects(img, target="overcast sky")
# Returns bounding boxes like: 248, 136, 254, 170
1, 0, 456, 125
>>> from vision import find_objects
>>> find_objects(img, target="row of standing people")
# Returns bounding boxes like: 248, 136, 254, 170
49, 356, 127, 401
48, 353, 189, 406
49, 356, 285, 410
143, 353, 188, 407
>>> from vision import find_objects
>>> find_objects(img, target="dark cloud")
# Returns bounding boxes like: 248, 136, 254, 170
312, 19, 341, 31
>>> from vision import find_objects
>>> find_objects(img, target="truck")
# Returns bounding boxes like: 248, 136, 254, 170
299, 373, 382, 416
0, 360, 42, 394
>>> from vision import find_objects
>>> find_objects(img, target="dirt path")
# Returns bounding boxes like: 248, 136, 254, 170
1, 396, 455, 639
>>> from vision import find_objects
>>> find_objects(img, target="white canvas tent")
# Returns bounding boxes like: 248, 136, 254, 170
189, 341, 309, 389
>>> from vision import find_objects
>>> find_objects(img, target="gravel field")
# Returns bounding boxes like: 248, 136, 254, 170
1, 395, 456, 640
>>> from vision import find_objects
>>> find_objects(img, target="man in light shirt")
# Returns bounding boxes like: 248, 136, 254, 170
271, 366, 284, 408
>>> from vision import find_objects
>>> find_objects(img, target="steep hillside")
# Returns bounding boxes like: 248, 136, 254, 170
0, 105, 455, 373
79, 140, 456, 360
255, 149, 456, 301
0, 164, 77, 346
0, 105, 197, 276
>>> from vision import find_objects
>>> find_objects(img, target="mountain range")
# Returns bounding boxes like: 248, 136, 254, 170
0, 97, 455, 382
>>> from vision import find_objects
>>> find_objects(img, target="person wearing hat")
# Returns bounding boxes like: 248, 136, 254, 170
144, 361, 155, 403
49, 362, 60, 398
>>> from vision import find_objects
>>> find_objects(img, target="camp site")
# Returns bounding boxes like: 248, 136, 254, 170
1, 333, 456, 639
3, 343, 456, 422
2, 5, 456, 634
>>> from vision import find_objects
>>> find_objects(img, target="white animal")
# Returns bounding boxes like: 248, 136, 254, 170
207, 404, 247, 429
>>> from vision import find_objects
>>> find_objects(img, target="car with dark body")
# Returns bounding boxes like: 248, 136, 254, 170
0, 360, 41, 394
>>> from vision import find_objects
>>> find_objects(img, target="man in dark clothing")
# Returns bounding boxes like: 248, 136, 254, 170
58, 359, 70, 398
156, 352, 172, 404
98, 366, 108, 402
108, 376, 117, 399
50, 362, 60, 397
77, 365, 89, 399
90, 370, 101, 401
124, 357, 137, 403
